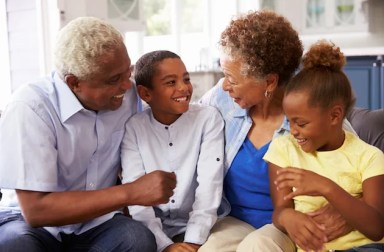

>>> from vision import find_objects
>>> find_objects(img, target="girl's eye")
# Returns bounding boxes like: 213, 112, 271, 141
297, 122, 307, 128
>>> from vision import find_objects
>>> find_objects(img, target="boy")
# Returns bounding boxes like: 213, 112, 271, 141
121, 50, 225, 252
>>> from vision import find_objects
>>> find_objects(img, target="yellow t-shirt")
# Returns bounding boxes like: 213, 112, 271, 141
264, 131, 384, 251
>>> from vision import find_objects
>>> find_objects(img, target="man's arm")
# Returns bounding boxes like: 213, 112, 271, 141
16, 170, 176, 227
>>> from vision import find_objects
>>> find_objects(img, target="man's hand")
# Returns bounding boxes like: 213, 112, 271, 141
307, 203, 353, 241
163, 242, 201, 252
127, 170, 177, 206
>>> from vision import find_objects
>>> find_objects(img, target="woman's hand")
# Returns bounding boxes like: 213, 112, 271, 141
307, 203, 353, 241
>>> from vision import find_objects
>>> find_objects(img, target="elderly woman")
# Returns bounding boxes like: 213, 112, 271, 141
199, 10, 353, 252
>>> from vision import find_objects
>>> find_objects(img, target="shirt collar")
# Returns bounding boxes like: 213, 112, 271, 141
53, 72, 84, 123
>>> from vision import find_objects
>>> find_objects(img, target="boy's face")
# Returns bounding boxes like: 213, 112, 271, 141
142, 58, 193, 125
283, 90, 338, 153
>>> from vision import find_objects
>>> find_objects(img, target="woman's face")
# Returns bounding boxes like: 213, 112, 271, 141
220, 57, 266, 109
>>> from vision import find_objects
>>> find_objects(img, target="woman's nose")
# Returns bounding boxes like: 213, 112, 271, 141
222, 80, 231, 92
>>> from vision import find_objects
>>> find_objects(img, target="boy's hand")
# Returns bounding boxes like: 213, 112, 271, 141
128, 171, 176, 205
281, 208, 327, 252
163, 243, 200, 252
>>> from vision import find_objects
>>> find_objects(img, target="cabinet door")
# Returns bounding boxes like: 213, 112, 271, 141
344, 56, 381, 109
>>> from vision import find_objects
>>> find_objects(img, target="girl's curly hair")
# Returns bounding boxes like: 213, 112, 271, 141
219, 10, 303, 86
286, 40, 355, 114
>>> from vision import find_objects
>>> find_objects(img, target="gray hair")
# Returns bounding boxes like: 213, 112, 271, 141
54, 16, 124, 80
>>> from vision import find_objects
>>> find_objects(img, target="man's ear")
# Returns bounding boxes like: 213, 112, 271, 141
65, 74, 80, 92
137, 85, 152, 103
329, 104, 344, 125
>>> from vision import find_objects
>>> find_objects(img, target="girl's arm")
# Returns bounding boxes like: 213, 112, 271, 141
269, 163, 327, 251
275, 168, 384, 241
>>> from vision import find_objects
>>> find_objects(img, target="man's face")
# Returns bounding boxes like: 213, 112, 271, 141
73, 44, 133, 111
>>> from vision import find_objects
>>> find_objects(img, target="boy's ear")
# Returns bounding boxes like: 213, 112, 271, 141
329, 104, 344, 125
65, 74, 80, 92
137, 85, 152, 103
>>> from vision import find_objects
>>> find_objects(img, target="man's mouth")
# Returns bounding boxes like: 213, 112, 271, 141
113, 94, 125, 99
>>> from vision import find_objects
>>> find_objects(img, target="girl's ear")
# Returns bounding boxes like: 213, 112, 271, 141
330, 104, 344, 125
137, 85, 152, 103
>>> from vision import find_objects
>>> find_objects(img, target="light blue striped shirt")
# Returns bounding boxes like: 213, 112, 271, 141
0, 72, 141, 240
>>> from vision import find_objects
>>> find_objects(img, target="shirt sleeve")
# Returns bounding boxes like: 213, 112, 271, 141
121, 118, 173, 252
0, 101, 59, 191
263, 135, 292, 169
361, 147, 384, 181
184, 107, 225, 244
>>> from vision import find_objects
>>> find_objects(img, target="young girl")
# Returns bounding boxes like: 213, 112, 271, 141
120, 50, 225, 252
264, 40, 384, 252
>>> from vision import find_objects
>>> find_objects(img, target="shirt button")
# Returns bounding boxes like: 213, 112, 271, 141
89, 182, 95, 188
165, 126, 168, 130
216, 158, 220, 161
169, 143, 173, 146
171, 199, 175, 203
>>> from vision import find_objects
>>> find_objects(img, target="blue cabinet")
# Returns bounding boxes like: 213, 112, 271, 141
344, 56, 383, 109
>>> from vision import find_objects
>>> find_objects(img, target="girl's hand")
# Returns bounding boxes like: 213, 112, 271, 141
281, 208, 327, 252
274, 167, 332, 200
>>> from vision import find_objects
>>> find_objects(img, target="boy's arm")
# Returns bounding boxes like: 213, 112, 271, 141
184, 108, 225, 245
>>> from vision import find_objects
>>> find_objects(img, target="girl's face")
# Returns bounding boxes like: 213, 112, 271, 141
220, 57, 266, 109
283, 90, 342, 152
143, 58, 192, 125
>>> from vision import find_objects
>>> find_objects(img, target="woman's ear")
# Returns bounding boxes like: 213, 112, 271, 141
137, 85, 152, 103
65, 74, 80, 92
265, 73, 279, 92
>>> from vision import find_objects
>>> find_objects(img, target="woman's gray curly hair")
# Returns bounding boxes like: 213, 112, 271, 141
219, 10, 303, 86
54, 16, 124, 80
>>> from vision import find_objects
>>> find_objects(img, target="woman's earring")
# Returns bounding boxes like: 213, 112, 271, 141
264, 90, 272, 98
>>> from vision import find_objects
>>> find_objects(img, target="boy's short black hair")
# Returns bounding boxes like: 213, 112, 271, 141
134, 50, 181, 89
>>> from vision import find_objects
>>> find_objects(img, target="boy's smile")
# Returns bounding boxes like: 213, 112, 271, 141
142, 58, 192, 125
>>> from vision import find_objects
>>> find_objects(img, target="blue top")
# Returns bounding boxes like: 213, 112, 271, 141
0, 72, 141, 239
224, 138, 273, 228
198, 78, 290, 218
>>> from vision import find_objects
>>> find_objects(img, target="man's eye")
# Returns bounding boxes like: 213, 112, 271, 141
184, 77, 191, 83
108, 75, 120, 84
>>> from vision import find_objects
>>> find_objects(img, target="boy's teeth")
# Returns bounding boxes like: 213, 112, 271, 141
174, 97, 187, 102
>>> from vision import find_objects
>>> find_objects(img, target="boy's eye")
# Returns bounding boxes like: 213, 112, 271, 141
166, 80, 176, 85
